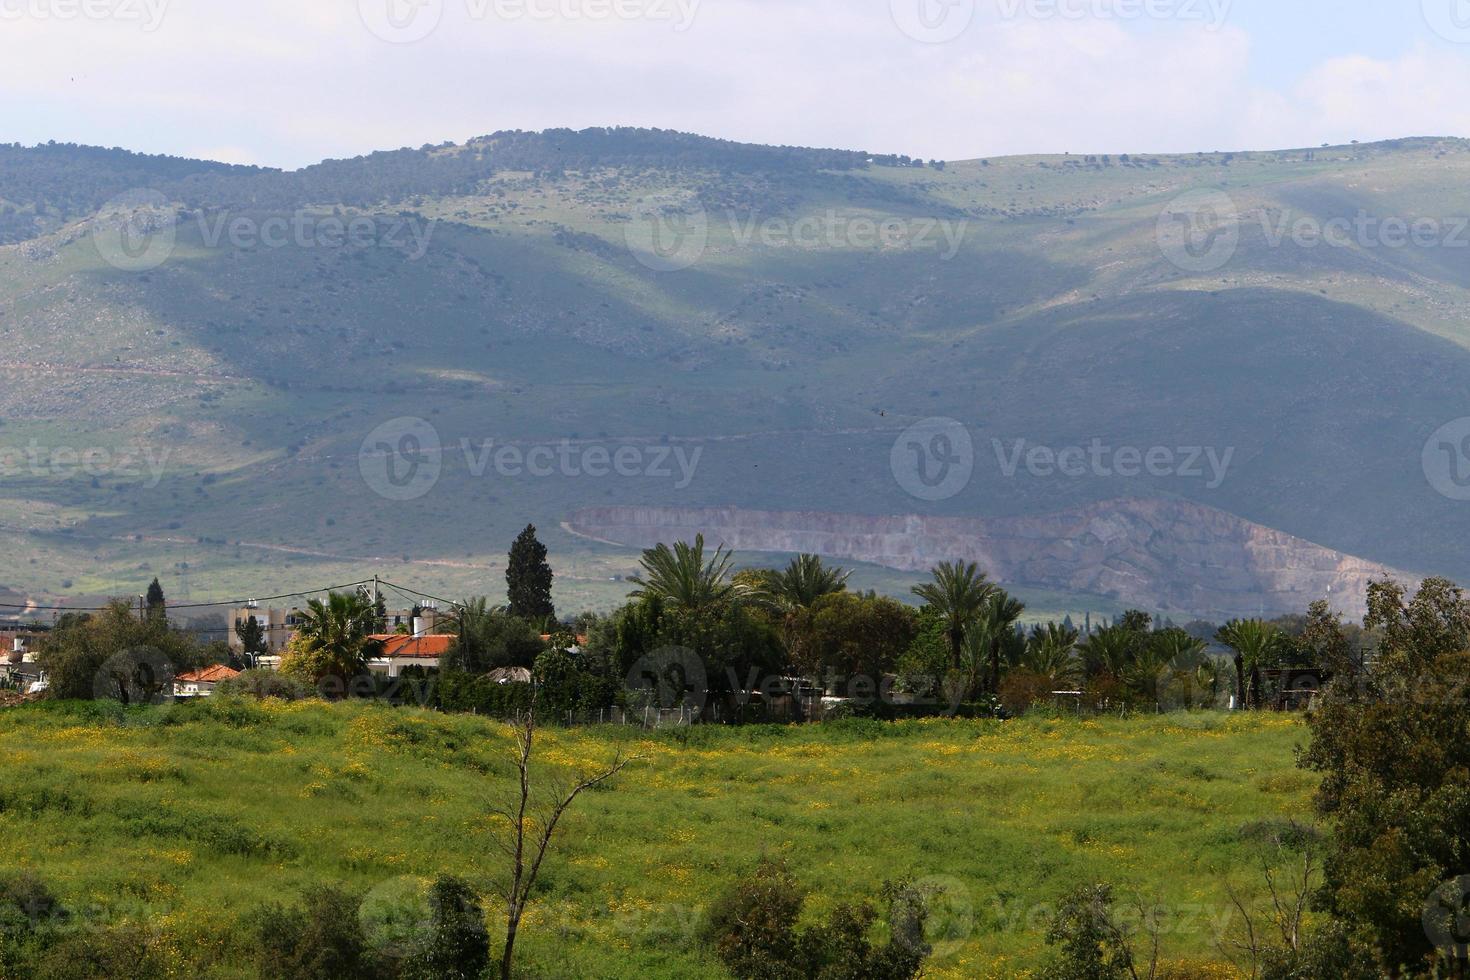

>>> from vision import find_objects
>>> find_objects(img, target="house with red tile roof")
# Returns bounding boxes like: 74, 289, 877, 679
174, 664, 240, 698
368, 633, 455, 678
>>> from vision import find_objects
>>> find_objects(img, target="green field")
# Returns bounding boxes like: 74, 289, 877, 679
0, 700, 1315, 977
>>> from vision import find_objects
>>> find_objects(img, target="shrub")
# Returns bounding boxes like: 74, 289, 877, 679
0, 872, 66, 937
215, 669, 319, 701
998, 669, 1059, 715
247, 885, 375, 980
437, 672, 534, 719
403, 876, 489, 980
703, 860, 930, 980
703, 858, 806, 980
804, 880, 931, 980
28, 925, 169, 980
1040, 883, 1138, 980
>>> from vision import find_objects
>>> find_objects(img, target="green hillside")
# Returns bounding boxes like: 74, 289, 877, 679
2, 130, 1468, 614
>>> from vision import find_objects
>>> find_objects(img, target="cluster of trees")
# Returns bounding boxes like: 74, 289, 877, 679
37, 580, 221, 704
1, 128, 915, 244
37, 528, 1362, 725
1029, 577, 1470, 978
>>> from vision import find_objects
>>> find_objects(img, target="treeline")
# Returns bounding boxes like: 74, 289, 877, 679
0, 127, 926, 243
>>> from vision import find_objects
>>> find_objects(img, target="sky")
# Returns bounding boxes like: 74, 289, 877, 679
1, 0, 1469, 169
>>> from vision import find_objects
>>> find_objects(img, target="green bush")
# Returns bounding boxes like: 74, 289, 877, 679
437, 672, 534, 719
28, 925, 169, 980
404, 876, 489, 980
703, 860, 930, 980
1040, 883, 1137, 980
247, 885, 375, 980
702, 858, 806, 980
0, 872, 66, 938
215, 669, 319, 701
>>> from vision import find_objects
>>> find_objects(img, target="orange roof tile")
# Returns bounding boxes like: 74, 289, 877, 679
370, 634, 455, 658
176, 664, 240, 684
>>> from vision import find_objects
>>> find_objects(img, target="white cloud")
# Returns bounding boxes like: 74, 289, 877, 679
0, 0, 1465, 167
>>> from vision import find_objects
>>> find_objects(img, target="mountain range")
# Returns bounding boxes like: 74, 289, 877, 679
2, 128, 1467, 619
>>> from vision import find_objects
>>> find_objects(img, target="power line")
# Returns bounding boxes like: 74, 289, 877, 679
0, 579, 377, 615
376, 579, 464, 610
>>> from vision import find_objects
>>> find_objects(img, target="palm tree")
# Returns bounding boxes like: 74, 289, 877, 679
628, 535, 746, 611
757, 554, 849, 670
1124, 640, 1179, 704
1194, 658, 1227, 707
1077, 624, 1139, 680
1024, 623, 1081, 688
980, 591, 1026, 693
1150, 628, 1208, 668
912, 562, 998, 671
762, 554, 850, 610
294, 590, 383, 679
1216, 619, 1284, 710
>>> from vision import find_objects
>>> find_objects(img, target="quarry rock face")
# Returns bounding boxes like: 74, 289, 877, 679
566, 498, 1418, 619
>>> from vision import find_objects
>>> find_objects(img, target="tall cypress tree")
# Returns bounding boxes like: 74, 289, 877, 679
506, 525, 555, 623
145, 577, 166, 623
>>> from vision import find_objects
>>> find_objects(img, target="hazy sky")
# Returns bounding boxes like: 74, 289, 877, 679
2, 0, 1469, 168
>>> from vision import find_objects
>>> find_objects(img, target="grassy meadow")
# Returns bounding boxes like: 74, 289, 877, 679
0, 700, 1316, 977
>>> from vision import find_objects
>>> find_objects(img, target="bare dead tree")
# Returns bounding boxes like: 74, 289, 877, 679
489, 698, 638, 980
1127, 894, 1166, 980
1219, 821, 1322, 978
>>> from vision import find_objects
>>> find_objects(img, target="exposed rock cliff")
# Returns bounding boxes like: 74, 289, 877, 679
566, 498, 1419, 619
